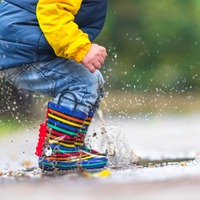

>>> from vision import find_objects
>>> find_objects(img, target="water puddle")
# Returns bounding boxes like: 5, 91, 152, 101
0, 111, 200, 183
0, 156, 198, 182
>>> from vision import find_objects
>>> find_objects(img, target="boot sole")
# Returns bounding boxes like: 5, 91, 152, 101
38, 157, 108, 171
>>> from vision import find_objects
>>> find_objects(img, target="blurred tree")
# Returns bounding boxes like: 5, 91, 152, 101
0, 76, 34, 119
98, 0, 200, 93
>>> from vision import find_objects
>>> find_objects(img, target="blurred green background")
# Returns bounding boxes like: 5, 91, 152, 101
101, 0, 200, 92
1, 0, 200, 133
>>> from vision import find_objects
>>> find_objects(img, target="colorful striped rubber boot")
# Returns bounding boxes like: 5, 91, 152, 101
35, 102, 108, 171
75, 111, 105, 156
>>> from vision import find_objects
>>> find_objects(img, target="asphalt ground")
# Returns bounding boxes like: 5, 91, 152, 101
0, 113, 200, 200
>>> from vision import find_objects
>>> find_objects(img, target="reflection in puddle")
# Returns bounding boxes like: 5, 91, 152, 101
0, 157, 198, 181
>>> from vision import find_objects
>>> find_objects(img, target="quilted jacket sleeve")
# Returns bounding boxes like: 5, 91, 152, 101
36, 0, 92, 62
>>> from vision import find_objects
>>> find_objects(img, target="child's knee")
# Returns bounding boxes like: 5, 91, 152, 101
94, 70, 105, 99
89, 70, 105, 98
95, 70, 105, 89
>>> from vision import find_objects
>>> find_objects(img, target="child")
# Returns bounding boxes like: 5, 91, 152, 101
0, 0, 108, 171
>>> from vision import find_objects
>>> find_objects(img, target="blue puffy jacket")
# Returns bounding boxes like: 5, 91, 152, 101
0, 0, 107, 69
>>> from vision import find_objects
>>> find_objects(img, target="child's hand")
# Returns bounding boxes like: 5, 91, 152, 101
81, 44, 107, 73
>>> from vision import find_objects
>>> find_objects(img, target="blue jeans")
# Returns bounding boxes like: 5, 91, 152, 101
2, 58, 104, 114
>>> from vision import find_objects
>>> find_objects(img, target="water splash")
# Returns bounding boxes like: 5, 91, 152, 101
85, 109, 141, 168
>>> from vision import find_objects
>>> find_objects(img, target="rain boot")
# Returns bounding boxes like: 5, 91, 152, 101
75, 111, 105, 155
35, 102, 108, 171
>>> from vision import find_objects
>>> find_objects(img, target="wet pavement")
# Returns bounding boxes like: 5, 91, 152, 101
0, 112, 200, 200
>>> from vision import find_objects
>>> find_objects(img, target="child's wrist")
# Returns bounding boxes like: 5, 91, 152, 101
73, 43, 92, 63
